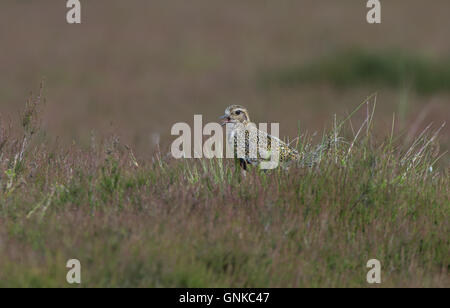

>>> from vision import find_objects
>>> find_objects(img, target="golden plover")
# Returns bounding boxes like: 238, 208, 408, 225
219, 105, 300, 170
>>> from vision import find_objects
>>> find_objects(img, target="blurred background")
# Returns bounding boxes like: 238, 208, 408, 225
1, 0, 449, 156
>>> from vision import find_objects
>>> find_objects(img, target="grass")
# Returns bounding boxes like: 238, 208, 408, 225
0, 90, 448, 287
261, 49, 450, 95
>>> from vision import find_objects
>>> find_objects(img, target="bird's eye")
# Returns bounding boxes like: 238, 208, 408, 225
235, 110, 241, 115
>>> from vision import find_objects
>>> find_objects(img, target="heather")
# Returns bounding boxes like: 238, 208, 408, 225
0, 91, 447, 287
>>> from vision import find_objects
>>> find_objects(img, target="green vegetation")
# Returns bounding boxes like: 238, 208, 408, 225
0, 92, 448, 287
262, 49, 450, 94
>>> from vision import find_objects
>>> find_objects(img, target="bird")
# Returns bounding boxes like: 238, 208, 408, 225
219, 105, 301, 170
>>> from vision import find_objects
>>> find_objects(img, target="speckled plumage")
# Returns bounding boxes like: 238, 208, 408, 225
220, 105, 300, 169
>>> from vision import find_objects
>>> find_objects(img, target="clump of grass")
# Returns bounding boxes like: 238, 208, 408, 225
0, 89, 448, 287
261, 49, 450, 94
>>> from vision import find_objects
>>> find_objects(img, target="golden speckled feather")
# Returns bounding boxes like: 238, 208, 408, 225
220, 105, 300, 169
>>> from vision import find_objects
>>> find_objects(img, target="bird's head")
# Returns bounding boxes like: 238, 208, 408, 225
219, 105, 250, 126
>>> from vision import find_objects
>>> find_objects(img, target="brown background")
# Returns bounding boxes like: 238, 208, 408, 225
1, 0, 449, 156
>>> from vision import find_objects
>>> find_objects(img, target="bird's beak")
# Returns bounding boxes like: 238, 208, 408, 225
219, 114, 230, 126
